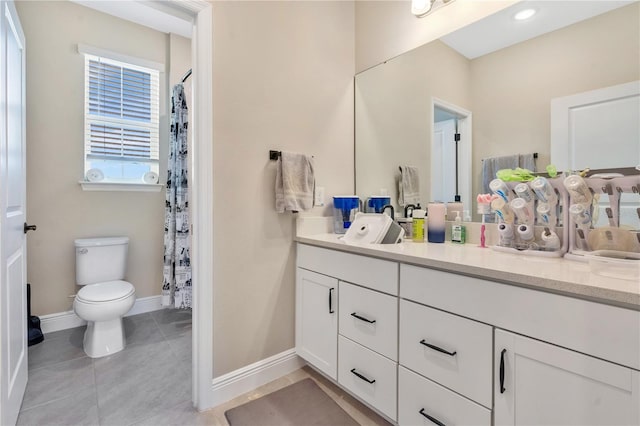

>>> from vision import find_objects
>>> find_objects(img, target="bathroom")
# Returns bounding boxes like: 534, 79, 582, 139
0, 0, 638, 425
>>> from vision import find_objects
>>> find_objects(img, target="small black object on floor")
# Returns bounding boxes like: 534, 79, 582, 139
27, 283, 44, 346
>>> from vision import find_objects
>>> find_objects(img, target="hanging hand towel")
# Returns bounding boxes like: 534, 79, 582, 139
519, 153, 536, 172
481, 154, 519, 193
275, 152, 315, 213
398, 165, 420, 206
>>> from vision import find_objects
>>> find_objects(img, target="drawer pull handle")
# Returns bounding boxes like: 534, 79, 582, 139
419, 339, 457, 356
350, 312, 376, 324
500, 348, 506, 394
329, 288, 335, 314
350, 368, 376, 384
419, 408, 446, 426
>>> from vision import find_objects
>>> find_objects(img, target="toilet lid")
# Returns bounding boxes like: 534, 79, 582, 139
77, 280, 135, 303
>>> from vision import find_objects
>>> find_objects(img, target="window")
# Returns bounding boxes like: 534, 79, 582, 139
82, 51, 160, 183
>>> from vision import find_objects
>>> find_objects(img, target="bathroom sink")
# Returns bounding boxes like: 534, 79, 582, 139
585, 250, 640, 281
342, 213, 404, 244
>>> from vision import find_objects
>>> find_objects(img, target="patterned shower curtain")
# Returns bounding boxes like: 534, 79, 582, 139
162, 84, 191, 309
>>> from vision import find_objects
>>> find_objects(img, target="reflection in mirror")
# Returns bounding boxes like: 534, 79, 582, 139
355, 1, 639, 221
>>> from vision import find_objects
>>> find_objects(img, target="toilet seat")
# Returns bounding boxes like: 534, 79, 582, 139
76, 280, 135, 304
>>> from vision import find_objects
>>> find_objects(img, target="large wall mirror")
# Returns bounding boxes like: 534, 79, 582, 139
355, 0, 639, 221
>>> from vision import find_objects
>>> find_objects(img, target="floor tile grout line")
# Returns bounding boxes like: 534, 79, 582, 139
27, 352, 89, 373
93, 358, 103, 426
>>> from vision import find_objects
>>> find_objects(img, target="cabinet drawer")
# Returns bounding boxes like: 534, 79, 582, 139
297, 244, 398, 295
400, 264, 640, 371
338, 336, 397, 421
339, 282, 398, 361
400, 299, 492, 408
399, 366, 491, 426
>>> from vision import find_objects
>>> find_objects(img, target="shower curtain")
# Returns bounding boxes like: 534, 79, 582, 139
162, 84, 191, 309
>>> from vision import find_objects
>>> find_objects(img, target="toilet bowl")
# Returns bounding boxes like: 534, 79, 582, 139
73, 237, 136, 358
73, 280, 135, 358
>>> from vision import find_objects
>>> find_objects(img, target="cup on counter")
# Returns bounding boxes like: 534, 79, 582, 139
427, 202, 446, 243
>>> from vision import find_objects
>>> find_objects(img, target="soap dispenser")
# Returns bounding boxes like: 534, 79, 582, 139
451, 211, 466, 244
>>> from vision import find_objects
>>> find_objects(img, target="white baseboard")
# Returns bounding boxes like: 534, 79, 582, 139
210, 349, 305, 408
39, 295, 164, 334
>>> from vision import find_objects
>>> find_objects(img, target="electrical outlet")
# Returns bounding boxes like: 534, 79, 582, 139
315, 186, 325, 206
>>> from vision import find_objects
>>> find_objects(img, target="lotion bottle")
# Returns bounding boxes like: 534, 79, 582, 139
451, 211, 466, 244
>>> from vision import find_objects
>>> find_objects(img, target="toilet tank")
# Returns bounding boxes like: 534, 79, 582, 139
75, 237, 129, 285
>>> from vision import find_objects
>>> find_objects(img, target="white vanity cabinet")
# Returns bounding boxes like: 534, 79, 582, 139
295, 242, 640, 425
296, 244, 399, 421
295, 268, 338, 379
494, 329, 640, 425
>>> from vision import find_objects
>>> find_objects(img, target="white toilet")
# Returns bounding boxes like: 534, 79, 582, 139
73, 237, 136, 358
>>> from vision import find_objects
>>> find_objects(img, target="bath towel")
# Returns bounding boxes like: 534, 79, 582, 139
482, 153, 537, 193
275, 152, 315, 213
398, 165, 420, 207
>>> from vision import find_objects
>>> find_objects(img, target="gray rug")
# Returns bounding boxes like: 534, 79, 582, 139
224, 378, 359, 426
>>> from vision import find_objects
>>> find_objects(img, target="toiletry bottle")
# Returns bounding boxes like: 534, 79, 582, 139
451, 211, 466, 244
412, 209, 426, 242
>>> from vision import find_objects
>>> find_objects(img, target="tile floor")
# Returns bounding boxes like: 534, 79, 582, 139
19, 310, 389, 426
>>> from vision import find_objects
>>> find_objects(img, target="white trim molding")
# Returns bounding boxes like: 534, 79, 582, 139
211, 350, 306, 408
77, 43, 166, 72
79, 181, 164, 192
185, 0, 214, 412
39, 295, 164, 334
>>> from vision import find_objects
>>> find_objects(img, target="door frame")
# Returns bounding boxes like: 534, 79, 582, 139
83, 0, 215, 411
430, 97, 472, 215
169, 1, 214, 411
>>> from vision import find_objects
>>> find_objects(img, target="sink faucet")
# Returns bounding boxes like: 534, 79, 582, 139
382, 204, 395, 220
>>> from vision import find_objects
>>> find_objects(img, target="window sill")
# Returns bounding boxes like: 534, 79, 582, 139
79, 181, 164, 192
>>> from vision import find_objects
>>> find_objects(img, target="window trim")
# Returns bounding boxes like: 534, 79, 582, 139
77, 44, 165, 72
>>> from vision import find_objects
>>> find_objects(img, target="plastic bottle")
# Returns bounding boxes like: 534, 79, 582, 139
412, 209, 426, 242
451, 211, 466, 244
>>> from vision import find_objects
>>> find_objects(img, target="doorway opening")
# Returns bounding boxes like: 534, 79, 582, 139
431, 98, 472, 215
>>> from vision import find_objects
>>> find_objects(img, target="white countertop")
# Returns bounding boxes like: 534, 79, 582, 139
295, 232, 640, 310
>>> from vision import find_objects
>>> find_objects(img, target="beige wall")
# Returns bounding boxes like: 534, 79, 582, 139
470, 2, 640, 200
211, 1, 355, 377
355, 40, 471, 209
355, 0, 516, 73
17, 1, 189, 315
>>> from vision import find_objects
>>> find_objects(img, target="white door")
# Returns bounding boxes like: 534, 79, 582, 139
551, 81, 640, 229
495, 329, 640, 426
551, 81, 640, 172
0, 2, 27, 425
432, 118, 457, 203
295, 268, 337, 380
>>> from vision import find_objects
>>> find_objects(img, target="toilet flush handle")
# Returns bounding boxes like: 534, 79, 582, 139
78, 248, 88, 254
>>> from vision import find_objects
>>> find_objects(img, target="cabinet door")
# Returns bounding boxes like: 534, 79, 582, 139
495, 329, 640, 426
295, 268, 338, 379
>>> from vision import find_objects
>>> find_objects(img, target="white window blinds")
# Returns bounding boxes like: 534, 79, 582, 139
83, 54, 160, 180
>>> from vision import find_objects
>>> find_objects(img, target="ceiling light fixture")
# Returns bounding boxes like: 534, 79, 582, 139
412, 0, 455, 19
514, 8, 537, 21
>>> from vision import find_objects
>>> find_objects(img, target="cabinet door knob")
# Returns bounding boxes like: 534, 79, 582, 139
419, 408, 446, 426
350, 312, 376, 324
350, 368, 375, 384
419, 339, 457, 356
500, 348, 507, 394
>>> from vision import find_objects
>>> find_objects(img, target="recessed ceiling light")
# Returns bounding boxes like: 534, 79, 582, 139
514, 8, 536, 21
